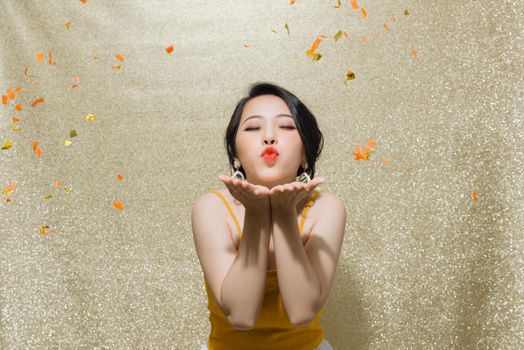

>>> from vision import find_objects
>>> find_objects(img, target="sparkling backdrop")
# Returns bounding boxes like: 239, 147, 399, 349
0, 1, 522, 349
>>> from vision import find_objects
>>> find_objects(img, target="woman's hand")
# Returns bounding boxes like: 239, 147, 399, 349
269, 177, 326, 212
218, 175, 271, 211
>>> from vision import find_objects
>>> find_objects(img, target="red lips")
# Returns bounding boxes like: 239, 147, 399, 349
261, 147, 279, 157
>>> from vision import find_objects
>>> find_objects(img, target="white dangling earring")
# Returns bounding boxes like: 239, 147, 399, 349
231, 159, 245, 181
297, 162, 311, 184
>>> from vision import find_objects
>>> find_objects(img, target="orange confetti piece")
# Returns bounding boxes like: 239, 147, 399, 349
350, 0, 358, 9
306, 36, 324, 58
92, 55, 101, 61
15, 87, 22, 94
36, 51, 44, 63
31, 97, 45, 107
80, 0, 87, 4
6, 88, 15, 99
5, 198, 12, 203
15, 104, 22, 111
354, 145, 369, 160
117, 174, 123, 181
54, 180, 62, 187
365, 139, 378, 150
411, 50, 417, 57
354, 140, 378, 160
384, 23, 389, 30
32, 140, 42, 158
12, 117, 21, 123
166, 45, 174, 53
48, 49, 54, 65
113, 201, 124, 210
112, 65, 122, 70
472, 189, 478, 206
361, 7, 366, 18
115, 53, 124, 62
3, 182, 16, 194
1, 95, 7, 105
290, 0, 295, 5
39, 226, 50, 236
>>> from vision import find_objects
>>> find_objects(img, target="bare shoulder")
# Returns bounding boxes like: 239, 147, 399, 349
191, 190, 229, 232
311, 190, 346, 229
315, 190, 345, 213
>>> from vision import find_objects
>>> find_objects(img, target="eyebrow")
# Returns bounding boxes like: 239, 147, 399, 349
241, 114, 293, 126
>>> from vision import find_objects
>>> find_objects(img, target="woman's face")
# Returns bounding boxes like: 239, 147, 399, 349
235, 94, 305, 189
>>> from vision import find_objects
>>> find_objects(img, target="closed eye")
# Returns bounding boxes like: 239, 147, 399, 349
245, 126, 296, 131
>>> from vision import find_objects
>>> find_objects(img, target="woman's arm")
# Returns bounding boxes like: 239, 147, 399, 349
272, 207, 322, 326
221, 207, 271, 330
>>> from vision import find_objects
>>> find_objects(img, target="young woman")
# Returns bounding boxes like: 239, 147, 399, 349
192, 82, 346, 349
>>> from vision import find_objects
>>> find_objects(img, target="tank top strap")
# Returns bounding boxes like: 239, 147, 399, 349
299, 189, 321, 234
208, 190, 242, 239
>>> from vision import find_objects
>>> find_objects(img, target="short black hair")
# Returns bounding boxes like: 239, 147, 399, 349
224, 82, 324, 180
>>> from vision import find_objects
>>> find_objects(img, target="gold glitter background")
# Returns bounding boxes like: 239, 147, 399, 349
1, 1, 523, 349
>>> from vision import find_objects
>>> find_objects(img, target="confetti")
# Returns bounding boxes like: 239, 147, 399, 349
31, 98, 45, 107
36, 51, 44, 64
38, 226, 50, 236
112, 201, 124, 210
31, 140, 42, 158
1, 140, 13, 150
2, 183, 16, 195
166, 45, 174, 54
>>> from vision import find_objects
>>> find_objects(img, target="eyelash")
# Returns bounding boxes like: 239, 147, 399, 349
245, 126, 296, 131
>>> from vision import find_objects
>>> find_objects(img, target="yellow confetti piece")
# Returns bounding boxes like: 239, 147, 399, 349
85, 113, 96, 121
10, 125, 22, 132
344, 70, 356, 84
284, 23, 290, 35
63, 187, 72, 194
310, 53, 322, 61
404, 9, 410, 16
334, 30, 343, 41
64, 140, 72, 146
1, 140, 13, 150
64, 20, 72, 30
70, 129, 77, 137
43, 194, 54, 201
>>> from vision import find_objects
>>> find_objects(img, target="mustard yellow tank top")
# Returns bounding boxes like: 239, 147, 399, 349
204, 189, 324, 350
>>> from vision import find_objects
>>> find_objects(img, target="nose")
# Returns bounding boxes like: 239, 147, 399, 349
263, 123, 277, 145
